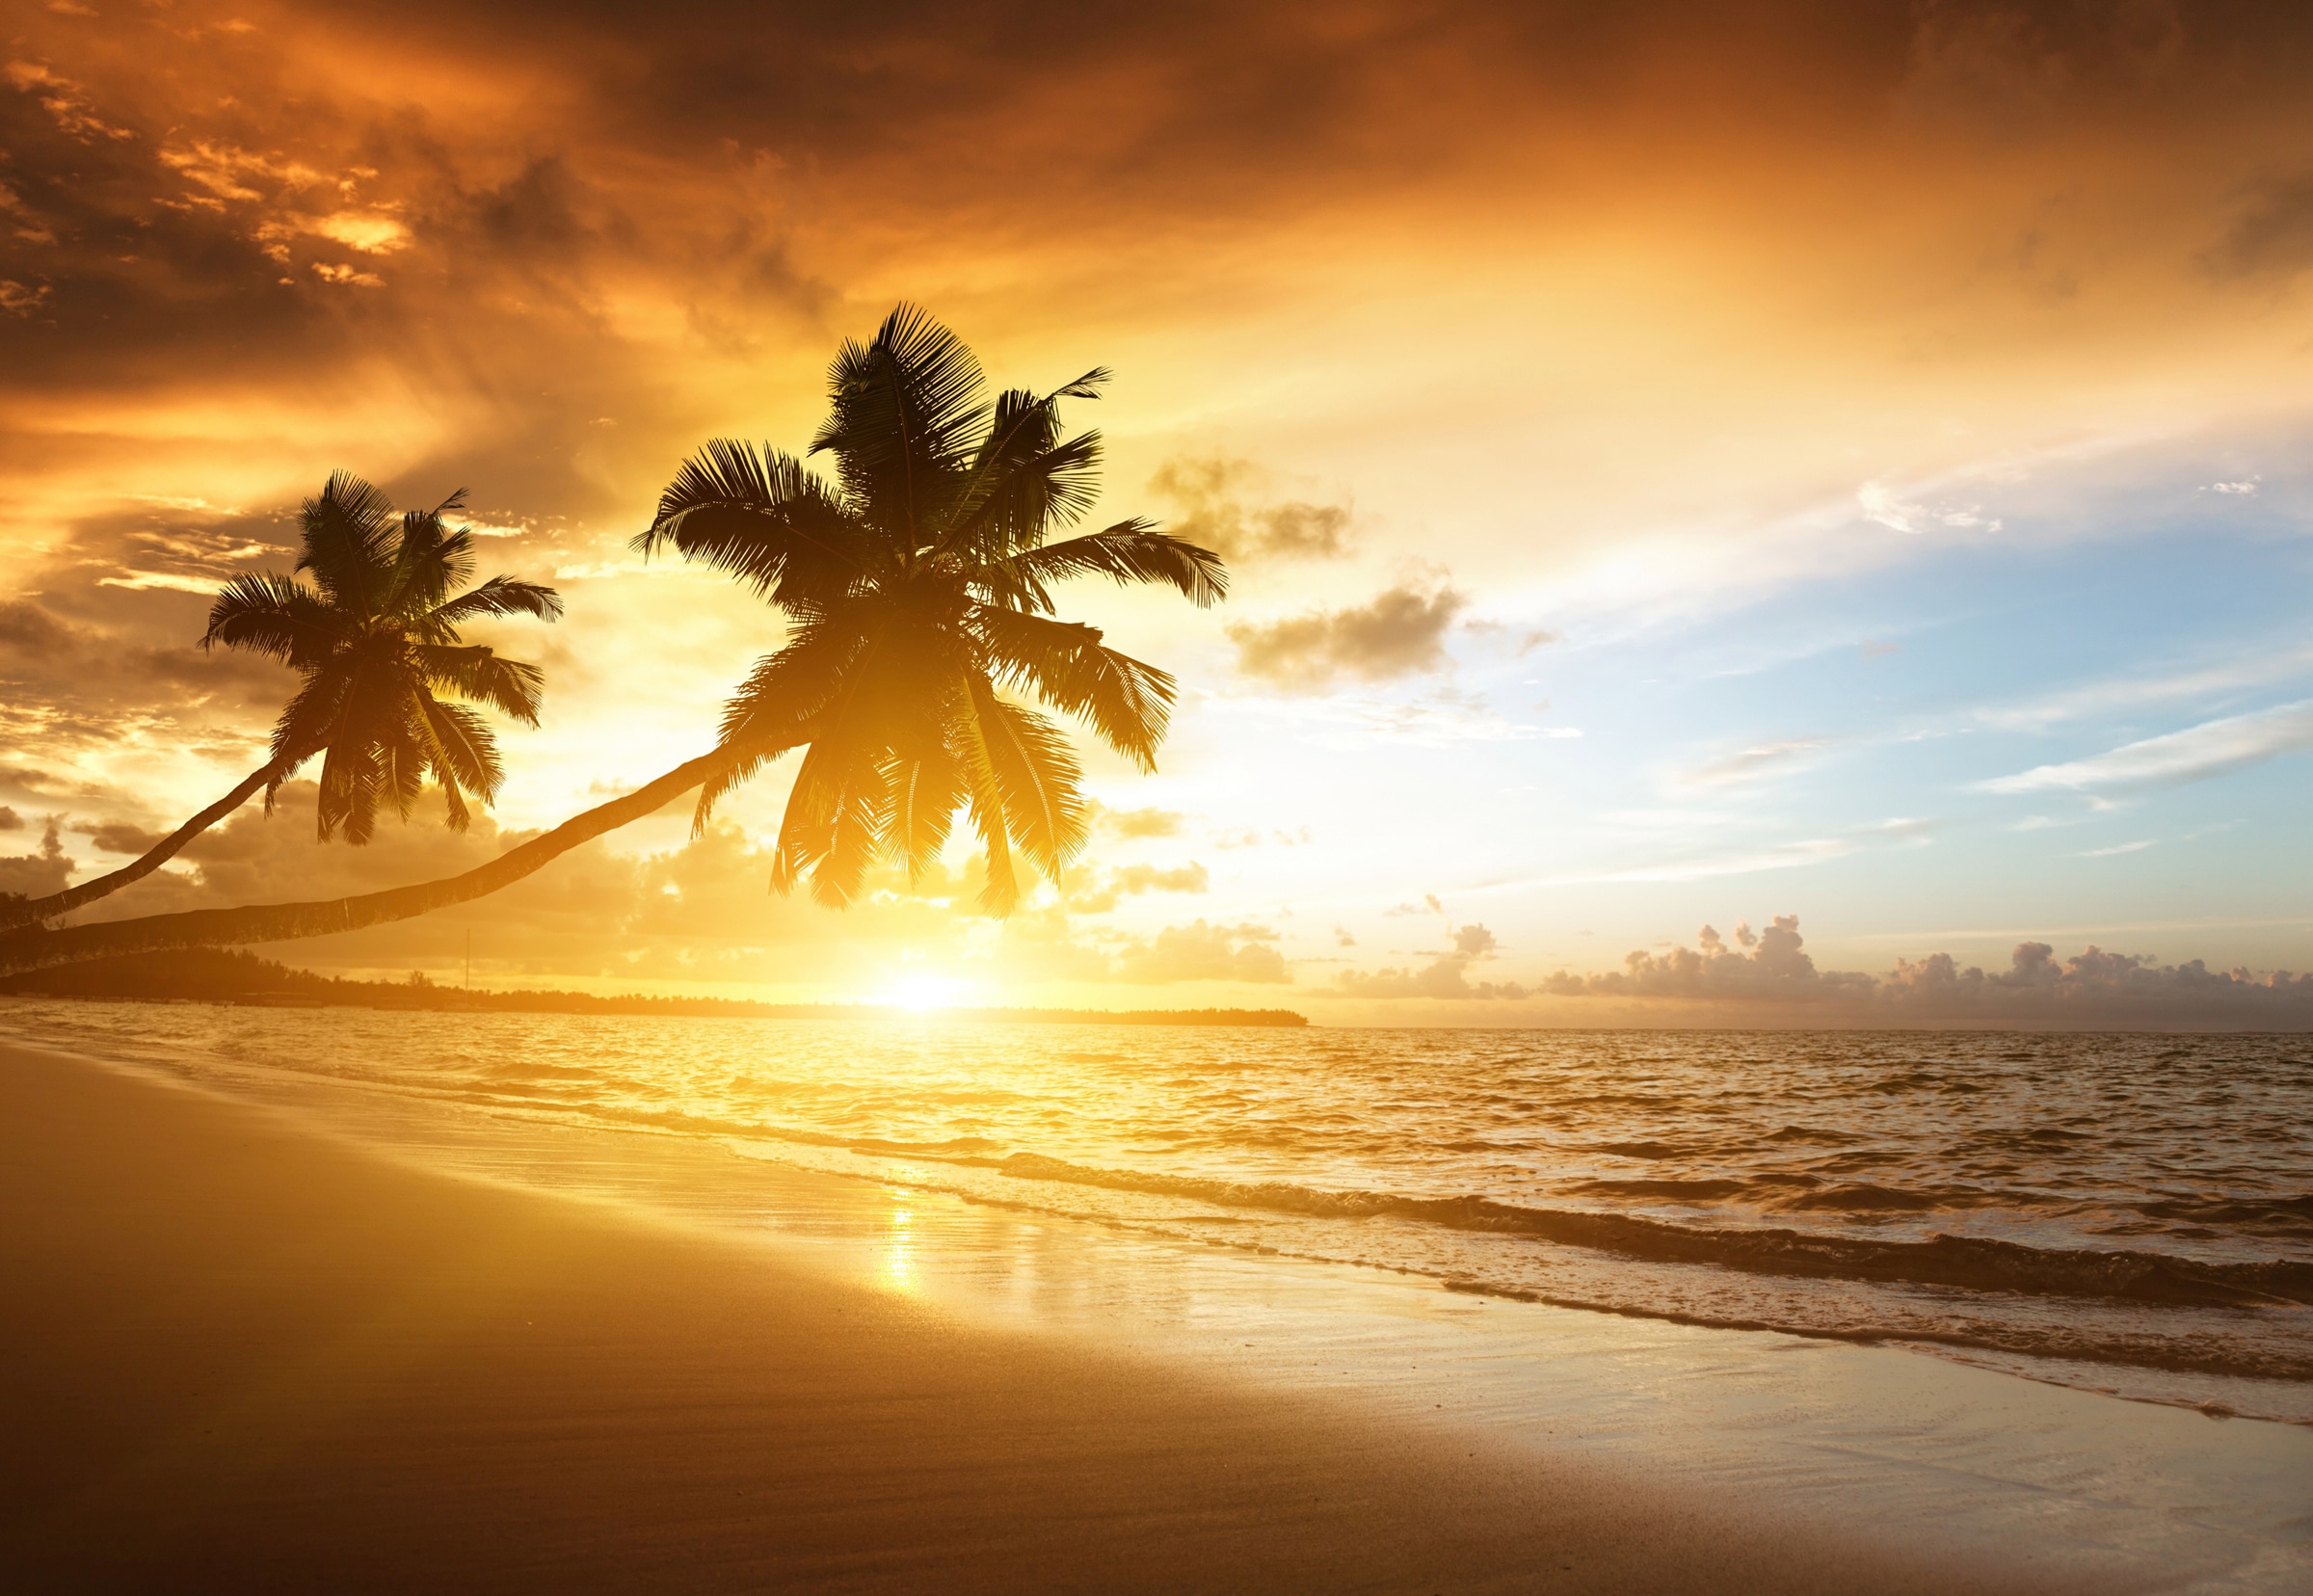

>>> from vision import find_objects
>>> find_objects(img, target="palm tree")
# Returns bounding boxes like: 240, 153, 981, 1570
635, 306, 1224, 912
0, 306, 1223, 973
0, 473, 561, 932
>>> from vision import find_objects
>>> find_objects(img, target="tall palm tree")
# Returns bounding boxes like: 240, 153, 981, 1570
635, 305, 1225, 912
0, 473, 561, 932
0, 306, 1223, 972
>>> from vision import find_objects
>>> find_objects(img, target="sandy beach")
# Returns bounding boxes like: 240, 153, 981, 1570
0, 1038, 2099, 1595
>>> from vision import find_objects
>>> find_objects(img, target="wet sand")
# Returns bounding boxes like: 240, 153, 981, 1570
0, 1041, 2104, 1593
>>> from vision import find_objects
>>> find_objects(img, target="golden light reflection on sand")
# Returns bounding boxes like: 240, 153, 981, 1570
885, 1190, 917, 1289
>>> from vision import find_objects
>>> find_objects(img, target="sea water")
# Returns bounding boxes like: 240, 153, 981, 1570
6, 1000, 2309, 1423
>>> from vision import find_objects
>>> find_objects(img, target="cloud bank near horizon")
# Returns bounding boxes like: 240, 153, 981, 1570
1324, 913, 2313, 1026
10, 790, 2313, 1025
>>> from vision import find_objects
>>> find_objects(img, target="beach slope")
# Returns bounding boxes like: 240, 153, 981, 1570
0, 1043, 2047, 1593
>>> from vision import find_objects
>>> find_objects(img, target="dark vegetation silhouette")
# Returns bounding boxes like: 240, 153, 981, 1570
0, 475, 560, 932
0, 948, 1306, 1024
0, 306, 1224, 973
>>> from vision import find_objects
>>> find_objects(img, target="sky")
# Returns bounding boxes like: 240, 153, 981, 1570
6, 0, 2313, 1024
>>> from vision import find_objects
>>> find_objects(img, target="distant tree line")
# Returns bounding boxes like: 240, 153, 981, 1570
0, 948, 1306, 1026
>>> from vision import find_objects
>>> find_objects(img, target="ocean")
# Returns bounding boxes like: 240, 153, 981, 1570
7, 1000, 2308, 1423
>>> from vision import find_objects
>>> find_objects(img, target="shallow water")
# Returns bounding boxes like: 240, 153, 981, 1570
7, 1000, 2310, 1420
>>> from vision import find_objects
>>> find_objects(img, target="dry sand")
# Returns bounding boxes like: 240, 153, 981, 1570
0, 1042, 2075, 1593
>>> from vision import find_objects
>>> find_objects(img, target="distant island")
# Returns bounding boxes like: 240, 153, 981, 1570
0, 948, 1310, 1027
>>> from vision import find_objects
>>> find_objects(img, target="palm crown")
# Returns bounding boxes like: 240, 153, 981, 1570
203, 472, 564, 843
635, 305, 1227, 915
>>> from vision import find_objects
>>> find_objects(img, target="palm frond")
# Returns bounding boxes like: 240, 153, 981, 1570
264, 672, 346, 799
386, 494, 478, 618
315, 735, 382, 844
1046, 367, 1110, 401
812, 741, 890, 909
766, 737, 869, 903
296, 470, 398, 618
943, 420, 1104, 562
634, 440, 867, 607
947, 697, 1021, 917
881, 751, 962, 885
970, 606, 1176, 771
690, 624, 861, 831
412, 694, 504, 820
415, 645, 545, 726
379, 715, 429, 829
810, 303, 987, 544
960, 672, 1088, 879
983, 519, 1227, 612
422, 575, 564, 630
202, 572, 346, 666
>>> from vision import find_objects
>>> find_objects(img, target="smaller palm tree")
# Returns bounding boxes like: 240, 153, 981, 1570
0, 473, 560, 930
206, 472, 564, 840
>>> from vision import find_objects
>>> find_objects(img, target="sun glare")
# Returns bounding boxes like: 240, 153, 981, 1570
885, 974, 970, 1013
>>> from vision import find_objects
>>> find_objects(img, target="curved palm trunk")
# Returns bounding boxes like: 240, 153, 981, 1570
0, 761, 285, 933
0, 734, 802, 976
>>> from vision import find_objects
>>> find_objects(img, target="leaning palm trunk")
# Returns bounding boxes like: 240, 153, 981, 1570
0, 733, 801, 976
0, 758, 295, 933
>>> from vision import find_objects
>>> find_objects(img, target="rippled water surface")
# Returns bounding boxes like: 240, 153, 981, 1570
9, 1001, 2310, 1419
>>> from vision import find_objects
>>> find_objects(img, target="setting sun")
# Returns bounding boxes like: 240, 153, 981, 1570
883, 975, 971, 1014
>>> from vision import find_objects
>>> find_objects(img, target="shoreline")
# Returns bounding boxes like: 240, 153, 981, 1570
0, 1040, 2062, 1593
5, 1035, 2311, 1590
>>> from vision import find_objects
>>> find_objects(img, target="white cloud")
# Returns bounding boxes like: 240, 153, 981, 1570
1857, 481, 2003, 536
1980, 700, 2313, 792
1584, 838, 1857, 883
2078, 839, 2155, 857
95, 570, 224, 594
1679, 737, 1832, 788
1213, 691, 1540, 747
1977, 646, 2313, 732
